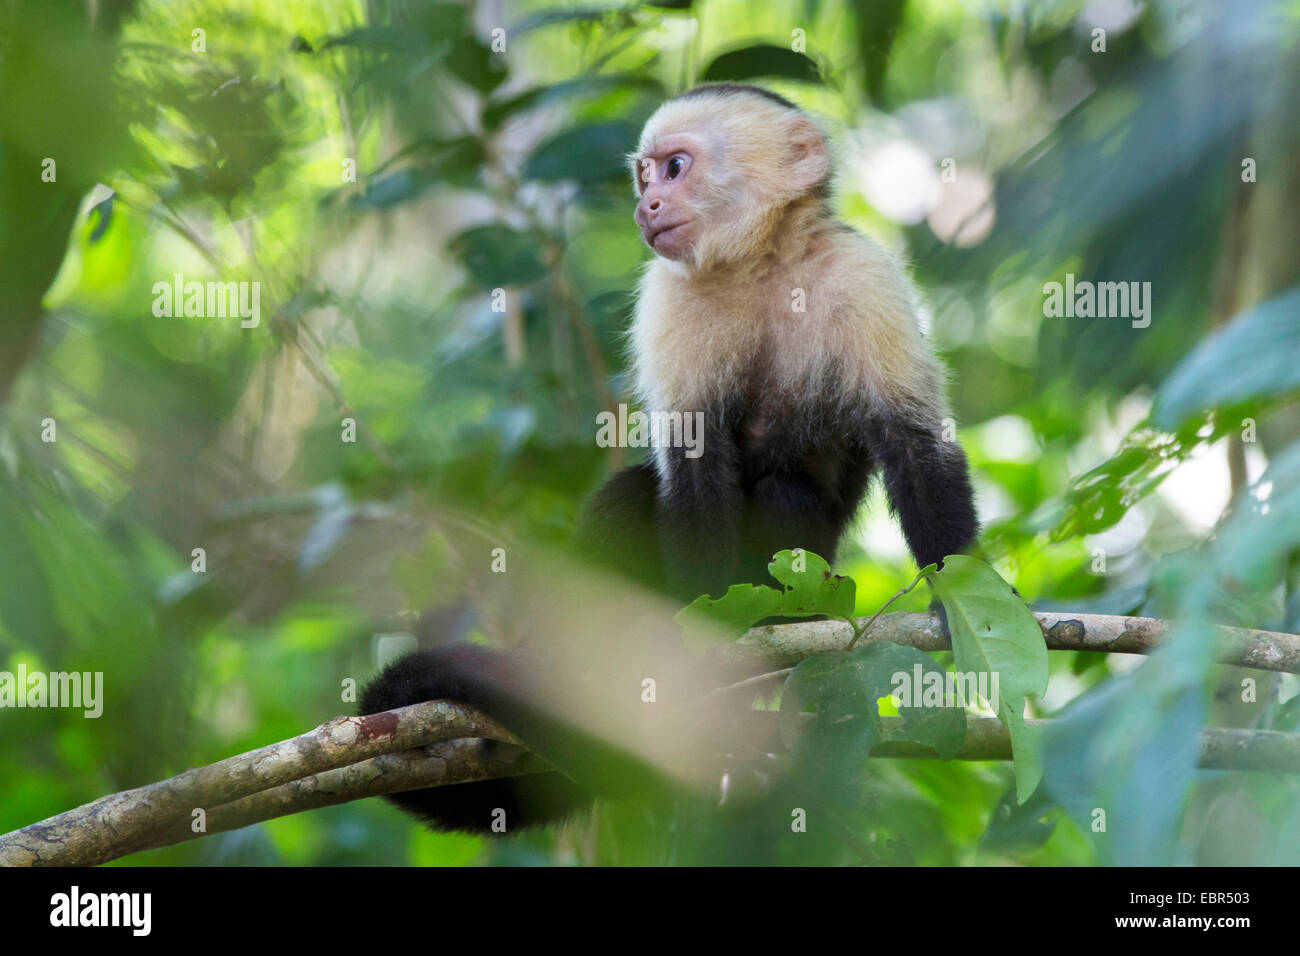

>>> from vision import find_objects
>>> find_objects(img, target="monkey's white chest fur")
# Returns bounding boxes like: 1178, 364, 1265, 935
630, 236, 940, 419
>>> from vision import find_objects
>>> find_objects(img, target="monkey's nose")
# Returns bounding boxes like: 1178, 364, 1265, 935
634, 197, 659, 229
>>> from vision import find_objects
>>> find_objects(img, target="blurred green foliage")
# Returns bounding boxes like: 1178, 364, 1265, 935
1, 0, 1299, 865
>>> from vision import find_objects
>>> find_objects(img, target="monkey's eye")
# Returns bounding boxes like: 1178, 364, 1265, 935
665, 154, 687, 180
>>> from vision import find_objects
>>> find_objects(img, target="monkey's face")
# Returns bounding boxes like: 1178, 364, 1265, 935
633, 134, 702, 261
632, 90, 832, 270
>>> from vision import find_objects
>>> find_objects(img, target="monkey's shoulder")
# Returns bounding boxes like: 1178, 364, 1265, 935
781, 229, 939, 400
802, 229, 918, 325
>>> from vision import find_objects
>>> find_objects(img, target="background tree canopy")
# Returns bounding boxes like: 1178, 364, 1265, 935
1, 0, 1298, 866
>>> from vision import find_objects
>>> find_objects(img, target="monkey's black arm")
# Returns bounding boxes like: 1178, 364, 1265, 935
869, 413, 979, 570
657, 409, 745, 600
574, 461, 664, 588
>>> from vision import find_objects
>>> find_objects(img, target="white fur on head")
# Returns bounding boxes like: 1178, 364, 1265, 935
631, 87, 831, 271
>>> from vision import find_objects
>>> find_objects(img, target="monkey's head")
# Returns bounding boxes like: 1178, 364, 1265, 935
631, 84, 832, 271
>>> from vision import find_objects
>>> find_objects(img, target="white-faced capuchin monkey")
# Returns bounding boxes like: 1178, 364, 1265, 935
360, 84, 978, 835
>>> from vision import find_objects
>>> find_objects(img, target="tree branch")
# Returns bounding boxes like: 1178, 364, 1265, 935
121, 740, 550, 860
0, 701, 515, 867
712, 610, 1300, 675
843, 716, 1300, 772
3, 610, 1298, 866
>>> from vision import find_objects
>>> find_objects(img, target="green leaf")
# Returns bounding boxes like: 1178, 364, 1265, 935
866, 643, 967, 759
524, 121, 640, 186
702, 45, 822, 83
1038, 443, 1300, 864
351, 169, 433, 209
1041, 629, 1211, 867
357, 138, 484, 200
778, 643, 966, 768
444, 36, 508, 94
0, 490, 60, 651
980, 785, 1060, 855
767, 549, 856, 619
779, 649, 884, 762
852, 0, 907, 101
428, 137, 488, 189
1212, 439, 1300, 583
87, 192, 113, 243
448, 225, 548, 289
483, 75, 663, 130
1152, 286, 1300, 428
319, 26, 425, 55
986, 413, 1232, 550
673, 549, 854, 654
319, 5, 466, 54
510, 5, 634, 36
676, 584, 782, 655
929, 555, 1048, 802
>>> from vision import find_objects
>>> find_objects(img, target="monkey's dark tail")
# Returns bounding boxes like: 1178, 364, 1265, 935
358, 644, 594, 836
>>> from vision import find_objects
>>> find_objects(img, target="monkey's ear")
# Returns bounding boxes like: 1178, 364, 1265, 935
785, 118, 831, 194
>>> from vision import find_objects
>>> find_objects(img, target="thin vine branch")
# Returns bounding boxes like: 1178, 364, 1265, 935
845, 563, 937, 649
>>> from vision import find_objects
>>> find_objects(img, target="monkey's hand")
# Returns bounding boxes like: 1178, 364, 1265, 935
927, 579, 1023, 641
927, 590, 950, 639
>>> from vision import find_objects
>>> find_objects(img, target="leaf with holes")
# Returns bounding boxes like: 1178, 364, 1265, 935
674, 549, 853, 655
930, 555, 1048, 802
766, 549, 856, 619
777, 643, 965, 777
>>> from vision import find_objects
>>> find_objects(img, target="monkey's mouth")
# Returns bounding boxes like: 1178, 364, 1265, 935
646, 221, 690, 247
